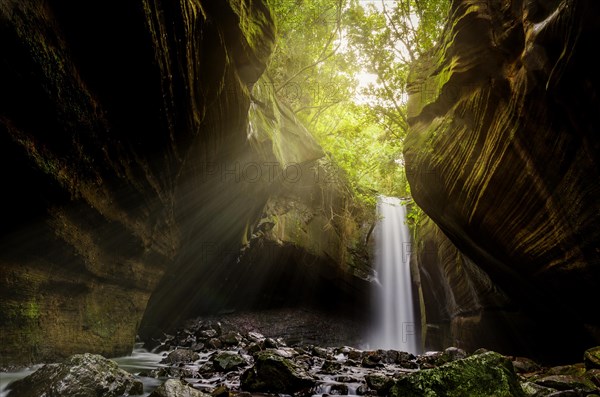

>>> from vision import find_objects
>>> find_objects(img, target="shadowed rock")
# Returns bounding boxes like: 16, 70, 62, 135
240, 350, 315, 394
405, 0, 600, 362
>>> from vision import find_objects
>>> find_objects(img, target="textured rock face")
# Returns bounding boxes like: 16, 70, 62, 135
405, 0, 600, 361
0, 0, 369, 366
0, 0, 275, 365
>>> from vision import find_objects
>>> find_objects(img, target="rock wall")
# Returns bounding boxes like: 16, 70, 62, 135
405, 0, 600, 362
0, 0, 369, 366
139, 77, 372, 340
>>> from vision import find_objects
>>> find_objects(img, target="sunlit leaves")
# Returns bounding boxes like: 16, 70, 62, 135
265, 0, 449, 201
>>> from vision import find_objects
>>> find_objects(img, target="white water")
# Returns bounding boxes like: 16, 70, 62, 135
370, 196, 419, 354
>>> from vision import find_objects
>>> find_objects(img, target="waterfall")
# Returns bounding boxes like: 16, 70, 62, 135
370, 196, 419, 354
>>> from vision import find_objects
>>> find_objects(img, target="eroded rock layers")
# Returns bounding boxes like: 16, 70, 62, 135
0, 0, 369, 366
405, 0, 600, 361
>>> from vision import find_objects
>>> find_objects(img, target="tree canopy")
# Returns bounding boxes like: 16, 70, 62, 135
264, 0, 449, 206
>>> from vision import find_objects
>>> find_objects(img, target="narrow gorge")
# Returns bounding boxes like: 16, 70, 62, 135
0, 0, 599, 396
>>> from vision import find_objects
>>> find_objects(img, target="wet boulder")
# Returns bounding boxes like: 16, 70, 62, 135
6, 353, 143, 397
240, 350, 315, 394
390, 351, 525, 397
161, 349, 199, 364
365, 373, 394, 395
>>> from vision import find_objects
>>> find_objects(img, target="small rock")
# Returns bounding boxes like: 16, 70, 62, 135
161, 348, 200, 364
246, 342, 263, 355
365, 373, 394, 394
198, 329, 218, 339
585, 368, 600, 387
320, 360, 342, 374
443, 346, 467, 361
512, 357, 542, 374
270, 348, 297, 359
246, 332, 265, 343
416, 351, 446, 368
361, 352, 383, 368
211, 385, 230, 397
521, 381, 557, 396
584, 347, 600, 370
213, 351, 247, 372
347, 349, 363, 361
313, 346, 330, 359
220, 331, 242, 346
191, 342, 205, 351
264, 338, 279, 349
208, 338, 223, 349
547, 364, 586, 377
240, 350, 314, 394
149, 379, 210, 397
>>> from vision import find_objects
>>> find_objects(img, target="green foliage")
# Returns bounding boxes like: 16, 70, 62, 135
265, 0, 449, 204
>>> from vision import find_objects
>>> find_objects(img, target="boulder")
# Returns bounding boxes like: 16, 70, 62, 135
6, 353, 143, 397
365, 373, 394, 394
532, 375, 597, 393
149, 379, 210, 397
390, 351, 525, 397
240, 350, 314, 394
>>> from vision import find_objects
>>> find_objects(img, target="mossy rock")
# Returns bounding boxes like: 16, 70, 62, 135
5, 353, 143, 397
240, 350, 314, 394
585, 346, 600, 370
389, 351, 525, 397
213, 351, 247, 372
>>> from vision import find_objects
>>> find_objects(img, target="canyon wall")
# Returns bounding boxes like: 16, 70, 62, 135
0, 0, 369, 366
405, 0, 600, 362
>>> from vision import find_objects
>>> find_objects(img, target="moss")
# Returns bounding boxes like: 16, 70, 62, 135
23, 300, 40, 321
390, 352, 525, 397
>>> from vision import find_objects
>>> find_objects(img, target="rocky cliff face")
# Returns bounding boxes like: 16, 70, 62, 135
405, 0, 600, 362
0, 0, 368, 366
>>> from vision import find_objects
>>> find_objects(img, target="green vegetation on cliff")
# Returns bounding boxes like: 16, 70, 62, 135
264, 0, 449, 205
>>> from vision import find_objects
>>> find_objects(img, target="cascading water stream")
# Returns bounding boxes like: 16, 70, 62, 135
370, 196, 419, 354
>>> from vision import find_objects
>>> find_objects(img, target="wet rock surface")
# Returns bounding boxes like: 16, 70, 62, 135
5, 353, 143, 397
404, 0, 600, 361
137, 319, 600, 396
4, 316, 599, 397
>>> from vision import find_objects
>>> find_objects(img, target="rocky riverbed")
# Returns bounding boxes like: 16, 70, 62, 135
3, 314, 600, 396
